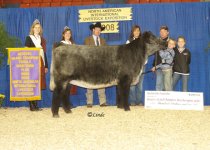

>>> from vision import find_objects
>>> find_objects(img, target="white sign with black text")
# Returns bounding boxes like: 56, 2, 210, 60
145, 91, 204, 111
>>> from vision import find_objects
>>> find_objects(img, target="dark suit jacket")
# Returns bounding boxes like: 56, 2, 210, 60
84, 35, 106, 46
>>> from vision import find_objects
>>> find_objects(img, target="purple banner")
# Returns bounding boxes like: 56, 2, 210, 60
9, 48, 41, 101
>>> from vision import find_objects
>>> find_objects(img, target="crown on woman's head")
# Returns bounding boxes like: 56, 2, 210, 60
64, 26, 70, 30
33, 19, 40, 24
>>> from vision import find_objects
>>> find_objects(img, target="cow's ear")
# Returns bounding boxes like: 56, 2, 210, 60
142, 31, 150, 43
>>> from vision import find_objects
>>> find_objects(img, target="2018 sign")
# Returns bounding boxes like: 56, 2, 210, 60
101, 22, 119, 33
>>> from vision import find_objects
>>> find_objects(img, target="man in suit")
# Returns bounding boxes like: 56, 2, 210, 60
84, 22, 108, 107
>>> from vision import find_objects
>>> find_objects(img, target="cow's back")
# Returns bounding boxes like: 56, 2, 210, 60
52, 44, 121, 85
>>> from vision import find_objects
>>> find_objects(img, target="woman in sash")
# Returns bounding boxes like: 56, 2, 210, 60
60, 26, 74, 45
25, 19, 48, 111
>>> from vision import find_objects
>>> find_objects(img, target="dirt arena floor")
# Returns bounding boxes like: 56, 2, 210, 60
0, 106, 210, 150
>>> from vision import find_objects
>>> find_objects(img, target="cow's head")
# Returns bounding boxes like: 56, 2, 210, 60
142, 31, 166, 56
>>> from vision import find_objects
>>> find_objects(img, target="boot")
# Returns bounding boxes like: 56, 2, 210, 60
29, 101, 36, 111
33, 101, 42, 111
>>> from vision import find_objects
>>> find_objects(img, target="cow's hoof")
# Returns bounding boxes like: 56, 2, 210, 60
53, 114, 60, 118
117, 105, 123, 109
124, 107, 131, 111
64, 109, 72, 114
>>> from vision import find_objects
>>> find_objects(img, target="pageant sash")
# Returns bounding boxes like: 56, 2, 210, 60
29, 35, 45, 66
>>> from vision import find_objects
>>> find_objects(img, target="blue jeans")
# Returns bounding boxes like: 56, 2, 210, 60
162, 69, 173, 91
155, 69, 164, 91
129, 67, 145, 105
173, 73, 189, 92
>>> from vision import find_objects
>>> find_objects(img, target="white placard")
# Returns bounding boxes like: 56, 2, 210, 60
145, 91, 204, 111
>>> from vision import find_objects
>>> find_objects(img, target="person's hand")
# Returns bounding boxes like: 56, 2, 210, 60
45, 68, 48, 74
151, 67, 156, 72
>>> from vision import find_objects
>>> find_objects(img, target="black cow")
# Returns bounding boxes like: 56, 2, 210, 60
50, 31, 165, 117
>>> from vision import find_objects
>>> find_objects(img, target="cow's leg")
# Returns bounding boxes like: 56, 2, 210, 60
61, 83, 72, 114
116, 86, 120, 107
116, 86, 123, 109
51, 81, 68, 117
52, 86, 62, 118
118, 75, 132, 111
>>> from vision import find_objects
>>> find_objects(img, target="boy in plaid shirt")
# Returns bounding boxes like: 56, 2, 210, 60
155, 39, 176, 91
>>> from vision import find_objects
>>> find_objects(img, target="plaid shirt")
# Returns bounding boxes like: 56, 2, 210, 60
156, 48, 175, 70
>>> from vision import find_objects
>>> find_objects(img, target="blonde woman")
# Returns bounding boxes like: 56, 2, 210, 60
25, 19, 48, 111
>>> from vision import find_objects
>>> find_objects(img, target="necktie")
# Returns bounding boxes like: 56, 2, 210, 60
96, 37, 99, 46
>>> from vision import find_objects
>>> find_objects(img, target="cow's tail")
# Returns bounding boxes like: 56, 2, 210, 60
49, 50, 56, 91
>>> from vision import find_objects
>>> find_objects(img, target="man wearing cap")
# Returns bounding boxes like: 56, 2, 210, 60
84, 22, 108, 107
151, 25, 170, 91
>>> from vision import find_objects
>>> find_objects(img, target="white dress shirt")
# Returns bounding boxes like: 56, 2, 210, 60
92, 35, 100, 46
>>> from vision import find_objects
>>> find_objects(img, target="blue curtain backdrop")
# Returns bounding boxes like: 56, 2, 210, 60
0, 2, 209, 107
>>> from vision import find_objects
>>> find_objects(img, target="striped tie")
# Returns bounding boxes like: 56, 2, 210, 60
96, 37, 99, 46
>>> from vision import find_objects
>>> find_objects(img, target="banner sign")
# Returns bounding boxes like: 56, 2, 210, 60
145, 91, 204, 111
79, 7, 132, 22
8, 48, 41, 101
101, 22, 119, 33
